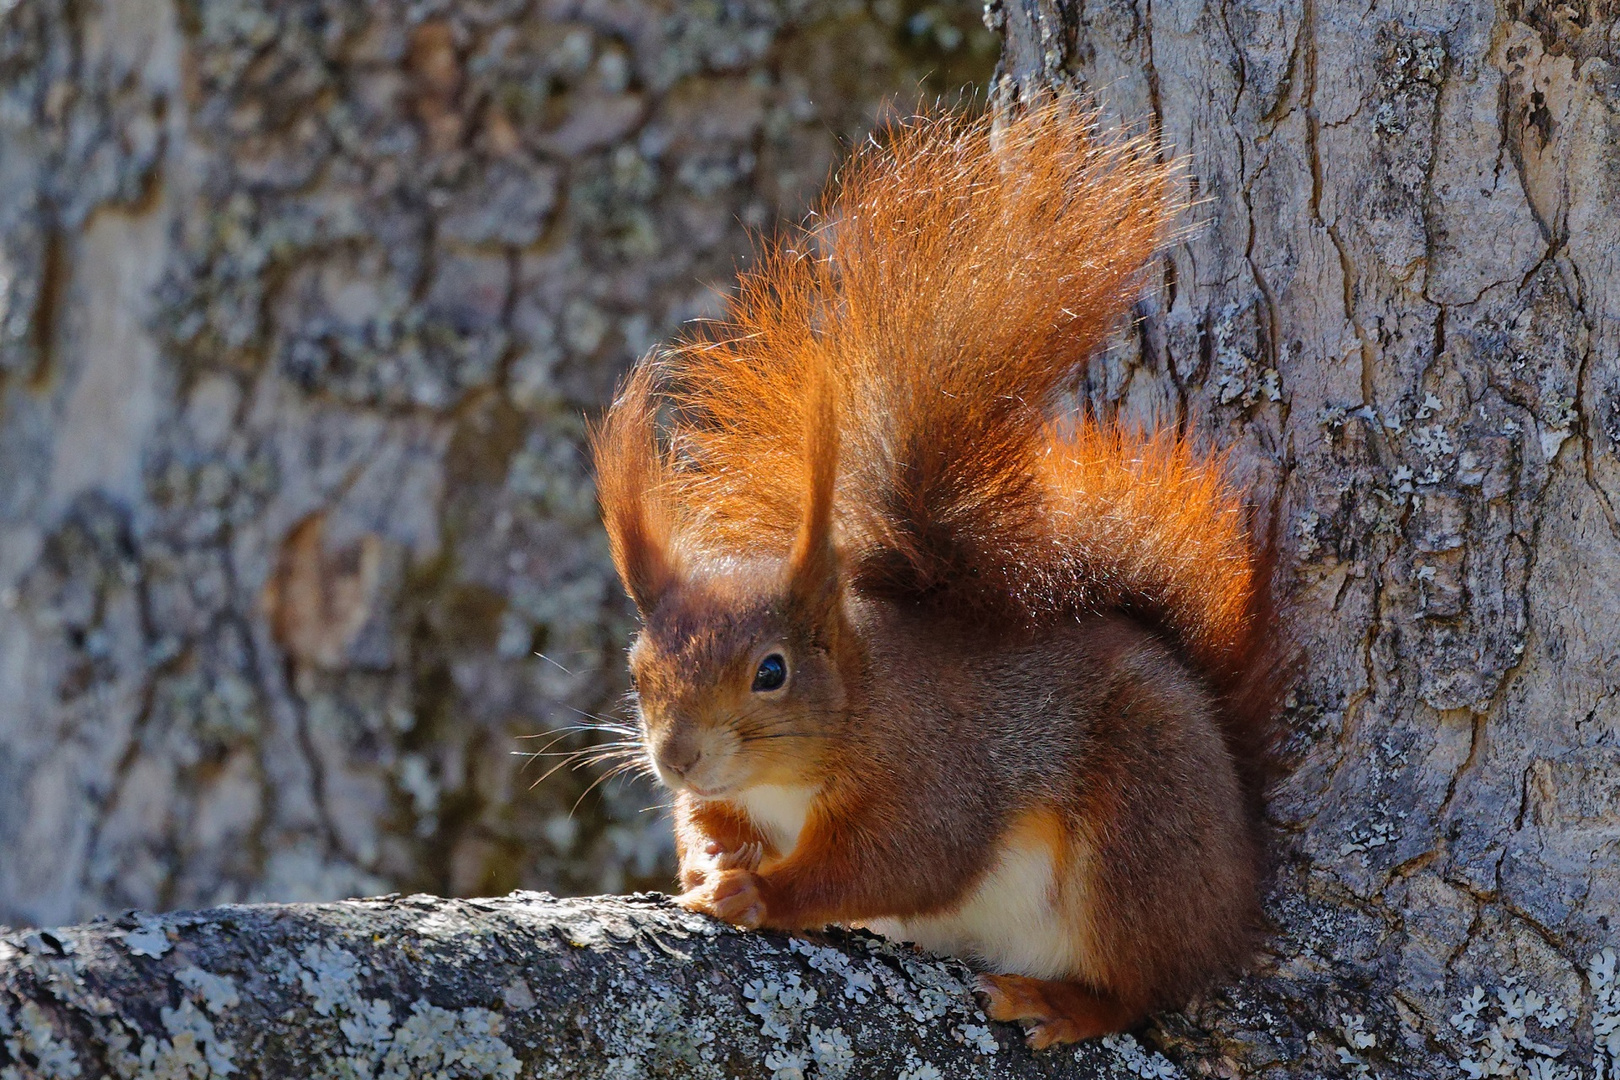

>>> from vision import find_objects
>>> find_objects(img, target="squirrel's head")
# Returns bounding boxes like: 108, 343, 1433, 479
593, 360, 846, 801
626, 560, 849, 799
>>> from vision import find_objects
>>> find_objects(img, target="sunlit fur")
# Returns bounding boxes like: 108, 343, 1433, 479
626, 564, 847, 803
590, 100, 1290, 1045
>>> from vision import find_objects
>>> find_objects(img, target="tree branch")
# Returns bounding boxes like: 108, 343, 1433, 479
0, 892, 1170, 1078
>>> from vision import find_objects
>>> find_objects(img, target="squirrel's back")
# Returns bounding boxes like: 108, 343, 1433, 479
595, 101, 1286, 801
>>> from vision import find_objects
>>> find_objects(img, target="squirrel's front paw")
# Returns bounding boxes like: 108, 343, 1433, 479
679, 839, 764, 891
677, 867, 766, 929
709, 839, 764, 872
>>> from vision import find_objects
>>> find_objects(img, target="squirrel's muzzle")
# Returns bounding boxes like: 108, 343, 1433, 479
651, 731, 703, 782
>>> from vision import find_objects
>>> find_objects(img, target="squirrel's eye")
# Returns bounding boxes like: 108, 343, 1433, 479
751, 654, 787, 692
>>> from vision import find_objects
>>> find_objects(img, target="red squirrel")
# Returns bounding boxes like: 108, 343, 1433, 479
591, 102, 1288, 1048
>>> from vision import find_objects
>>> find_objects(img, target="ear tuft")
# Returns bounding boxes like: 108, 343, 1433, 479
787, 361, 840, 625
591, 362, 678, 614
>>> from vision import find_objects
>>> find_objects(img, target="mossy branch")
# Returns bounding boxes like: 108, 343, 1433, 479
0, 892, 1171, 1078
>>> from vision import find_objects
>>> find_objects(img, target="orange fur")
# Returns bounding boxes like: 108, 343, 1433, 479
979, 974, 1145, 1048
596, 101, 1279, 787
649, 105, 1182, 575
593, 101, 1289, 1048
590, 362, 678, 613
672, 794, 767, 890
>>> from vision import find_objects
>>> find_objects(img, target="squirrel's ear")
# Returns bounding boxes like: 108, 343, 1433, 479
592, 364, 678, 615
787, 365, 839, 626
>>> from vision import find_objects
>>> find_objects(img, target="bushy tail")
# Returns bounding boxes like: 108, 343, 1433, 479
595, 100, 1284, 788
642, 103, 1180, 567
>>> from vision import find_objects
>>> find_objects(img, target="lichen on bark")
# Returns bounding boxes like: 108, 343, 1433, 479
4, 0, 1620, 1076
0, 892, 1173, 1079
0, 0, 997, 928
994, 0, 1620, 1076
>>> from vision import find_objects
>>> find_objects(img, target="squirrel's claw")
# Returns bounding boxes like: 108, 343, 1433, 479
714, 840, 764, 872
677, 867, 766, 929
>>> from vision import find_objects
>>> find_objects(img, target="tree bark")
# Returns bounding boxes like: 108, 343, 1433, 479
0, 0, 997, 927
5, 0, 1620, 1077
988, 1, 1620, 1078
0, 891, 1170, 1079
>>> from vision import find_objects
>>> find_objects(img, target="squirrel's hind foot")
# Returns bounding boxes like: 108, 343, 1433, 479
976, 973, 1145, 1049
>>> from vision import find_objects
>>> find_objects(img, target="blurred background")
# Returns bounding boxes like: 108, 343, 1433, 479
0, 0, 997, 929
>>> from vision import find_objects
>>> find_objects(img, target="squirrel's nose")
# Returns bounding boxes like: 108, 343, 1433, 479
655, 736, 702, 778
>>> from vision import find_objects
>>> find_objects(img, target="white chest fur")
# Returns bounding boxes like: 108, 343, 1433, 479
865, 828, 1087, 981
737, 784, 818, 854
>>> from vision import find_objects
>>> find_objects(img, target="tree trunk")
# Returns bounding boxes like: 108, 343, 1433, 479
991, 0, 1620, 1077
4, 0, 1620, 1077
0, 891, 1168, 1079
